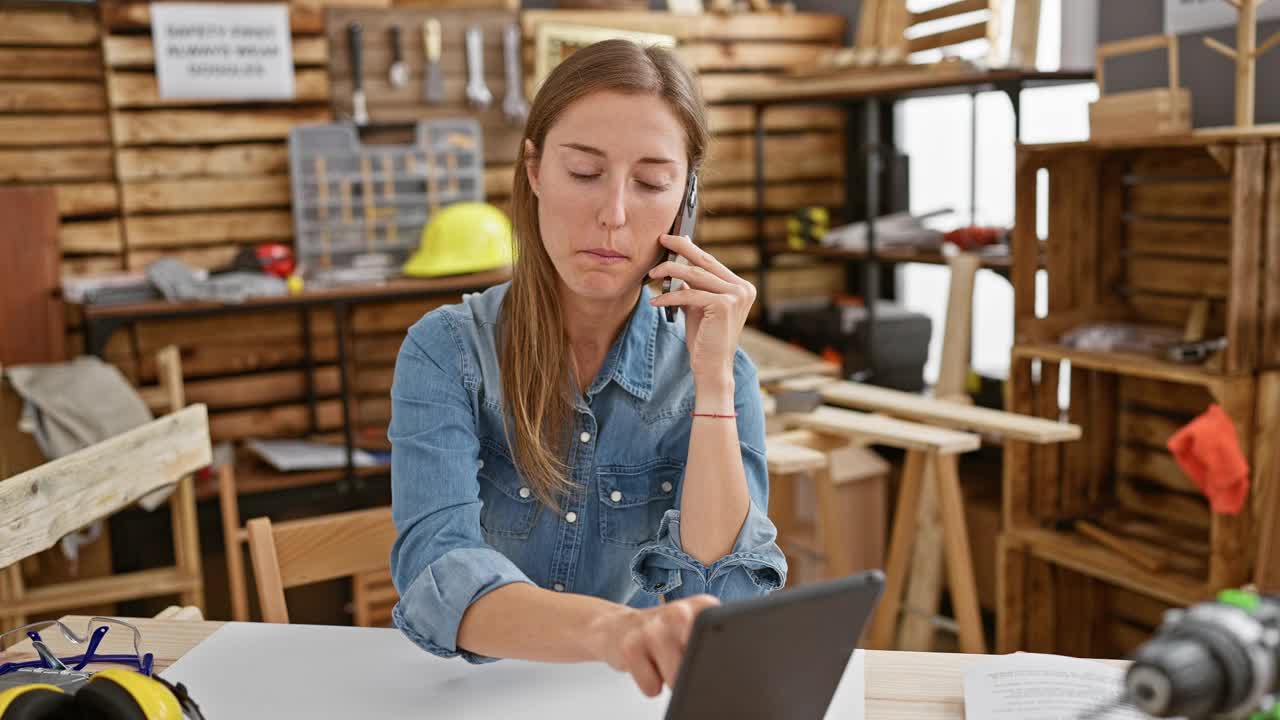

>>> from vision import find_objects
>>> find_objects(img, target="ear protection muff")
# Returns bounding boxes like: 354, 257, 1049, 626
0, 669, 198, 720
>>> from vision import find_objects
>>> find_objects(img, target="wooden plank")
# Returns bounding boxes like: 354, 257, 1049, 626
0, 406, 210, 567
1013, 343, 1226, 387
1024, 557, 1057, 653
1126, 256, 1230, 298
907, 21, 989, 54
676, 42, 831, 71
1115, 477, 1211, 531
1087, 371, 1118, 507
55, 182, 119, 217
1265, 143, 1280, 368
350, 296, 459, 334
702, 181, 845, 213
136, 338, 339, 380
764, 438, 827, 475
1118, 376, 1213, 416
108, 68, 329, 108
1015, 528, 1205, 606
1012, 153, 1039, 330
699, 215, 787, 245
1128, 181, 1231, 219
3, 567, 197, 617
912, 0, 989, 24
0, 7, 100, 46
113, 107, 332, 145
133, 309, 334, 351
124, 210, 293, 248
1118, 409, 1185, 450
710, 131, 842, 164
1062, 368, 1092, 517
1129, 294, 1227, 336
116, 143, 288, 181
60, 219, 123, 254
0, 115, 111, 147
1225, 142, 1265, 372
104, 35, 328, 68
0, 49, 102, 80
0, 81, 105, 112
127, 245, 244, 272
0, 148, 114, 182
783, 406, 980, 455
209, 400, 342, 442
520, 11, 846, 42
1046, 157, 1080, 312
61, 255, 124, 278
1127, 219, 1232, 259
1035, 362, 1062, 520
706, 105, 844, 134
1096, 155, 1128, 307
145, 367, 341, 412
1255, 372, 1280, 590
790, 378, 1080, 443
1131, 147, 1231, 178
101, 0, 364, 34
123, 176, 290, 213
1116, 445, 1198, 494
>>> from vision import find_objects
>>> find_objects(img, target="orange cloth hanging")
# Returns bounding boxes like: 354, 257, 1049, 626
1167, 404, 1250, 515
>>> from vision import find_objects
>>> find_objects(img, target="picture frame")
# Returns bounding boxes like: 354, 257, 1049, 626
532, 22, 677, 91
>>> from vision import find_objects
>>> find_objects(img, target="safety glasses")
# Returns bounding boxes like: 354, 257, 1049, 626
0, 617, 154, 677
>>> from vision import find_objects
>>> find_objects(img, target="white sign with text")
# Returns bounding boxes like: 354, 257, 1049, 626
151, 3, 294, 100
1166, 0, 1280, 35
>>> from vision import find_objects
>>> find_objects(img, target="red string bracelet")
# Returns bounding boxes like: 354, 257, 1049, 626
690, 411, 737, 419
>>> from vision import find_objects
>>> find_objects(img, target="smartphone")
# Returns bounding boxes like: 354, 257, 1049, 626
658, 171, 699, 322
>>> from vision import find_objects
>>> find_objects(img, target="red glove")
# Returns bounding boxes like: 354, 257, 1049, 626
1167, 404, 1250, 514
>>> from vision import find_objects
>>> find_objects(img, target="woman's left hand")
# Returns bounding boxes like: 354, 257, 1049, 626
648, 234, 756, 393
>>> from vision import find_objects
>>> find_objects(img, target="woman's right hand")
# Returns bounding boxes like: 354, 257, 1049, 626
587, 594, 721, 697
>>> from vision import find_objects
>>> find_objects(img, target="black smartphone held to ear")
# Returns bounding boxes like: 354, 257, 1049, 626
659, 171, 698, 323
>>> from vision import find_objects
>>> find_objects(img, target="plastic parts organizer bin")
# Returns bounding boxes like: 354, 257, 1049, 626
288, 119, 484, 283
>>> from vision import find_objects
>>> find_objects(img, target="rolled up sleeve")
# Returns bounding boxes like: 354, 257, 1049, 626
631, 351, 787, 601
388, 313, 532, 664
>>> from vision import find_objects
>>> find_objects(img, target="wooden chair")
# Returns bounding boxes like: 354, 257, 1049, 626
0, 404, 211, 631
245, 507, 397, 624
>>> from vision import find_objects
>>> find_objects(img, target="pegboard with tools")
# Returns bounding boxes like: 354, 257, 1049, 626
288, 119, 484, 284
325, 8, 525, 169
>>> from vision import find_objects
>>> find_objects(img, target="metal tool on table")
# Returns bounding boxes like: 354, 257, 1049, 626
346, 21, 369, 126
1165, 337, 1228, 364
388, 25, 408, 88
422, 18, 444, 104
501, 22, 529, 125
464, 25, 493, 110
1081, 589, 1280, 720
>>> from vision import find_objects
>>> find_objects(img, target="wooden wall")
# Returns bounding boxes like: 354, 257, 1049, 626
5, 4, 850, 453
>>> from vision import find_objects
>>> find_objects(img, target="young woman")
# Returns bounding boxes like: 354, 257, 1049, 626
388, 39, 786, 697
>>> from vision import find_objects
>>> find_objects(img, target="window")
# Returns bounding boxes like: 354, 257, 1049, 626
894, 0, 1097, 383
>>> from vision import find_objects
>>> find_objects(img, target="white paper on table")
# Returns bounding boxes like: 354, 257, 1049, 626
162, 623, 867, 720
963, 653, 1172, 720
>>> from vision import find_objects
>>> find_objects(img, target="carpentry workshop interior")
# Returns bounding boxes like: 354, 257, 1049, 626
2, 0, 1280, 717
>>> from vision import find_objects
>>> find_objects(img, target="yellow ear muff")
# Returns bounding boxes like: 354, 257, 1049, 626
79, 669, 182, 720
0, 684, 74, 719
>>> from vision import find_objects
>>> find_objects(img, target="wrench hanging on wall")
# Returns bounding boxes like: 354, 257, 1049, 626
464, 25, 493, 110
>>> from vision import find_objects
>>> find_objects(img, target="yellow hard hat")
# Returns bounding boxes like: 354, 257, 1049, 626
403, 202, 514, 277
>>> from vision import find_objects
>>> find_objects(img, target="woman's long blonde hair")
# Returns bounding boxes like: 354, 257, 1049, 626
498, 40, 709, 509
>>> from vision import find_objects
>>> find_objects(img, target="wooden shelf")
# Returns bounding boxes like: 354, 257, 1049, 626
1012, 342, 1244, 386
1008, 527, 1207, 607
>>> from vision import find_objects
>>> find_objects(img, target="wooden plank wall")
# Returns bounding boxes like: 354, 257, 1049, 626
101, 0, 345, 272
10, 5, 851, 452
516, 10, 848, 283
0, 5, 122, 279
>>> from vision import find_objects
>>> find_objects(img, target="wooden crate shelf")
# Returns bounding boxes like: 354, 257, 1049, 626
1013, 139, 1269, 375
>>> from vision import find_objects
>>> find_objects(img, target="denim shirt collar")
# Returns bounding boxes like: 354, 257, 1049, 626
584, 285, 659, 403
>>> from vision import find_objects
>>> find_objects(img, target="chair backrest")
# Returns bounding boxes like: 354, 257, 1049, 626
246, 507, 397, 624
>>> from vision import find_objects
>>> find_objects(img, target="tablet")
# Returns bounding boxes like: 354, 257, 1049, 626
664, 570, 885, 720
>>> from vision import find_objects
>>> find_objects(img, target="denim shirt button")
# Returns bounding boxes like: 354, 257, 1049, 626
518, 487, 531, 499
610, 490, 622, 503
477, 459, 484, 470
553, 583, 565, 592
579, 431, 591, 443
565, 511, 578, 524
661, 481, 673, 493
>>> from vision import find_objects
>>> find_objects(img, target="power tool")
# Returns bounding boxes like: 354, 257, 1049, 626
1123, 589, 1280, 719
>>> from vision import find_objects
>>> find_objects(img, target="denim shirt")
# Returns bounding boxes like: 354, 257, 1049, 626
388, 282, 787, 663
